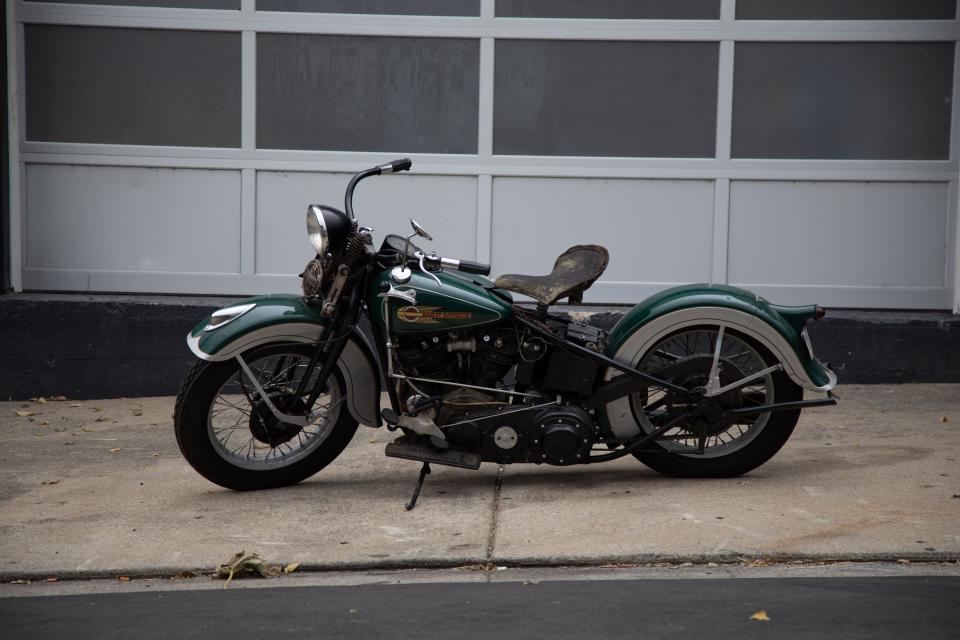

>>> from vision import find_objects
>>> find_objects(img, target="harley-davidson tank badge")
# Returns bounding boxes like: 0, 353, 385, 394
396, 306, 472, 323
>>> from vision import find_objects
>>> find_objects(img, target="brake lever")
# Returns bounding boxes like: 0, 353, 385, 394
415, 251, 442, 286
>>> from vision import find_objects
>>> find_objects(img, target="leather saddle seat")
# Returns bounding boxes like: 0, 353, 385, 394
494, 244, 609, 307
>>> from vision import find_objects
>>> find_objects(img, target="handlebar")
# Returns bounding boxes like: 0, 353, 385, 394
379, 158, 412, 174
438, 256, 491, 277
341, 160, 492, 278
344, 158, 412, 220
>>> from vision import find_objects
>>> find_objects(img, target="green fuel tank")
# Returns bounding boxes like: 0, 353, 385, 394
367, 269, 513, 334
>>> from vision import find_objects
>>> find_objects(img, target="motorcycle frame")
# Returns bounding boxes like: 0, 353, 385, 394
296, 263, 834, 442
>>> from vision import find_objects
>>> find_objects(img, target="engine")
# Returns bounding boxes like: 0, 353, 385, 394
395, 318, 606, 465
394, 325, 519, 393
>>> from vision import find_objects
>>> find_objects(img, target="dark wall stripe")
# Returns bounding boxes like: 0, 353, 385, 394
29, 0, 239, 8
497, 0, 720, 19
257, 34, 479, 153
737, 0, 956, 20
258, 0, 479, 15
494, 40, 718, 158
732, 42, 954, 160
26, 25, 241, 148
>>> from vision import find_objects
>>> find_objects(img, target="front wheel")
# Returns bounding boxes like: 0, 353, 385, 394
628, 326, 802, 477
174, 343, 358, 490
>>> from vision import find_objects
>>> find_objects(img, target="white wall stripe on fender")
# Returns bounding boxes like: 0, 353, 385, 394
603, 306, 836, 439
188, 325, 380, 428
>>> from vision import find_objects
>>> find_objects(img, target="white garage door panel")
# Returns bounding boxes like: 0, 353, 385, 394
491, 177, 715, 303
256, 171, 478, 275
728, 181, 949, 290
25, 164, 242, 273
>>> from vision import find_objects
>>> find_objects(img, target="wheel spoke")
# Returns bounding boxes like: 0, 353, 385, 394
633, 327, 777, 458
206, 348, 343, 470
214, 396, 250, 413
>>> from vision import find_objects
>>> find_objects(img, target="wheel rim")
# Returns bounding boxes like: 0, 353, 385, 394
629, 328, 774, 459
207, 351, 343, 471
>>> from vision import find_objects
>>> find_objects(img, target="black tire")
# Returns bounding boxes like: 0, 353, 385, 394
174, 343, 358, 491
631, 327, 803, 478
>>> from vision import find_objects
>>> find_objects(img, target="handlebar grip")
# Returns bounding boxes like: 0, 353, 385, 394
457, 259, 491, 276
379, 158, 412, 174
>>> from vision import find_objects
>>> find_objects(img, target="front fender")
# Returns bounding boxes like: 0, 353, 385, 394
186, 294, 381, 427
606, 284, 836, 391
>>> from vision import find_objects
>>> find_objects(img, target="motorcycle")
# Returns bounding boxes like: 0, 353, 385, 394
175, 159, 837, 508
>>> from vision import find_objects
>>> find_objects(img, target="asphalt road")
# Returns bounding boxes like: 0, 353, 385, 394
2, 576, 957, 639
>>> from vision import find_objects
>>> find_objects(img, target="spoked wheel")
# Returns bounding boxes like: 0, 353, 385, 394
630, 326, 802, 477
174, 343, 358, 490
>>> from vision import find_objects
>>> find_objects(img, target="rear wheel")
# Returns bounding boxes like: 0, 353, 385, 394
174, 343, 358, 490
630, 326, 802, 477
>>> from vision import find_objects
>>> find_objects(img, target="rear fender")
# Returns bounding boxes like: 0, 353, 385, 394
186, 294, 381, 427
601, 284, 836, 438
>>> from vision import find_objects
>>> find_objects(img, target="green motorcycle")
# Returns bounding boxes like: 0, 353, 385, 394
175, 159, 837, 507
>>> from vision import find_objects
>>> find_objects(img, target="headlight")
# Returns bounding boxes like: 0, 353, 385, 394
307, 205, 328, 255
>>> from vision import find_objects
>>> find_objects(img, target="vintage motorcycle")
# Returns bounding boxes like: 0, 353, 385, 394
175, 159, 837, 508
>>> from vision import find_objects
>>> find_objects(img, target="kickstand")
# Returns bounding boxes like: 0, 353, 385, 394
405, 462, 431, 511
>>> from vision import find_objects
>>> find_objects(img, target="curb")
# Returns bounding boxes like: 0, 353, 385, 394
4, 551, 958, 583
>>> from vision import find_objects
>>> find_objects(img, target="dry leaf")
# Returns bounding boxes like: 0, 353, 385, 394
283, 562, 300, 574
749, 611, 770, 622
215, 551, 281, 588
940, 416, 948, 423
15, 410, 34, 417
37, 397, 48, 404
109, 447, 122, 453
132, 409, 143, 417
41, 480, 60, 485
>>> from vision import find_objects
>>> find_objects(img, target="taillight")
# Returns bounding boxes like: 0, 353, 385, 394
814, 306, 826, 321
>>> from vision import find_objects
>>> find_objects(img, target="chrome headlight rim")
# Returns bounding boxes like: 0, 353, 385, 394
307, 205, 329, 255
204, 302, 257, 332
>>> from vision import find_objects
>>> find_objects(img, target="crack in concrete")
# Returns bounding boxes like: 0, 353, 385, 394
486, 465, 504, 562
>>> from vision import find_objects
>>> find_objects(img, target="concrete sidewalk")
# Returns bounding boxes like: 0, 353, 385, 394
0, 384, 958, 579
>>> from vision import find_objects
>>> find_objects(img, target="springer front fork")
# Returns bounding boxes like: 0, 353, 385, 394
235, 289, 361, 425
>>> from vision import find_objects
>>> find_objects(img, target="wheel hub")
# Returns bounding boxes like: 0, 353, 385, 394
662, 356, 747, 437
249, 393, 307, 446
